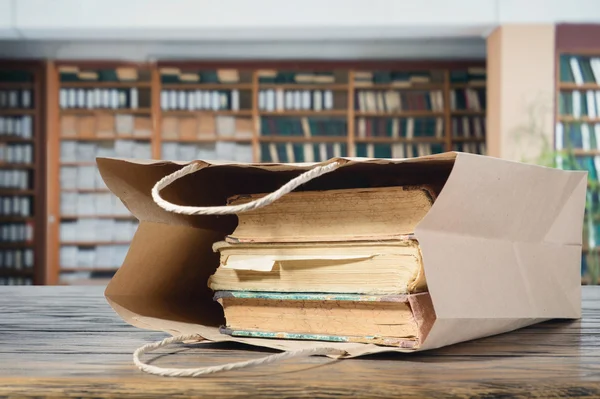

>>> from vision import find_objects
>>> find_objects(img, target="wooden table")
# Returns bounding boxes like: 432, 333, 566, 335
1, 287, 599, 399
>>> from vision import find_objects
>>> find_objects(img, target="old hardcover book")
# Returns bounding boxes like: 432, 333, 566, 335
226, 186, 435, 243
215, 291, 435, 348
209, 240, 426, 294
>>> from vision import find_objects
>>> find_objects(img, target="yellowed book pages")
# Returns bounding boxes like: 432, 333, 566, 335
217, 293, 420, 343
391, 81, 412, 88
77, 116, 97, 138
468, 67, 486, 75
133, 117, 153, 138
227, 186, 435, 243
161, 117, 179, 140
60, 115, 77, 137
209, 240, 426, 294
116, 67, 138, 81
77, 71, 98, 81
197, 115, 216, 137
179, 117, 198, 140
96, 114, 115, 138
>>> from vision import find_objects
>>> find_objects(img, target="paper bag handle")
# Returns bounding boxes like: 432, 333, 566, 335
134, 334, 346, 377
151, 161, 343, 215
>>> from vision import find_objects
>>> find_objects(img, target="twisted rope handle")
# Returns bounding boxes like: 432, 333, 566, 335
151, 161, 343, 215
133, 334, 347, 377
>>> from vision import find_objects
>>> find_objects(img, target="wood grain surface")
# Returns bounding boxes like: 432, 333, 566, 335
0, 286, 599, 398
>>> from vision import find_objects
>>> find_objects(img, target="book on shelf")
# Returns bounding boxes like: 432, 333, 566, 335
0, 89, 33, 109
0, 222, 34, 242
0, 116, 33, 139
210, 186, 434, 348
0, 170, 29, 190
0, 248, 34, 270
452, 142, 486, 155
355, 142, 444, 158
356, 117, 443, 139
161, 115, 253, 140
160, 89, 242, 111
258, 70, 338, 84
449, 68, 486, 85
0, 196, 32, 217
260, 116, 346, 138
451, 116, 486, 139
0, 144, 33, 164
161, 142, 253, 163
449, 88, 485, 111
260, 142, 346, 163
354, 71, 436, 87
160, 69, 245, 84
258, 89, 335, 111
355, 90, 443, 112
561, 55, 600, 85
59, 88, 140, 109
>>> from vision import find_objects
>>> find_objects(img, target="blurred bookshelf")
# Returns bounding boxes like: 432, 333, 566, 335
555, 52, 600, 284
0, 62, 45, 285
47, 62, 151, 285
41, 60, 487, 285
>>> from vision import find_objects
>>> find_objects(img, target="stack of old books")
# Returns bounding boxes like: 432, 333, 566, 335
208, 186, 436, 348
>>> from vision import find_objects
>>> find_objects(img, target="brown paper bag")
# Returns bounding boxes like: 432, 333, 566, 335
99, 153, 585, 357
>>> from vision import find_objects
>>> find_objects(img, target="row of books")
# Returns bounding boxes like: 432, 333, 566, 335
452, 116, 486, 138
356, 117, 443, 139
449, 68, 486, 84
162, 116, 253, 140
160, 90, 243, 111
60, 140, 152, 162
356, 143, 444, 158
0, 170, 30, 189
0, 277, 32, 285
0, 144, 33, 164
453, 142, 486, 155
0, 196, 32, 217
161, 69, 245, 84
60, 245, 130, 269
0, 249, 34, 269
260, 142, 347, 163
59, 88, 141, 110
558, 91, 600, 118
560, 55, 600, 85
260, 117, 346, 137
0, 90, 33, 109
555, 122, 600, 150
354, 71, 437, 86
59, 67, 146, 83
0, 116, 33, 138
60, 167, 105, 191
355, 90, 444, 112
60, 192, 131, 216
0, 71, 33, 83
258, 70, 336, 84
60, 219, 138, 243
258, 90, 335, 111
61, 114, 152, 139
162, 142, 253, 163
0, 222, 34, 242
450, 88, 486, 111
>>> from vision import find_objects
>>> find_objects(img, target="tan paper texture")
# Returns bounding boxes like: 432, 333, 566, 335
99, 152, 586, 356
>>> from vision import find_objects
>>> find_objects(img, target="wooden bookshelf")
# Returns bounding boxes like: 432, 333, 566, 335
555, 46, 600, 285
47, 61, 153, 285
0, 62, 45, 286
42, 60, 486, 285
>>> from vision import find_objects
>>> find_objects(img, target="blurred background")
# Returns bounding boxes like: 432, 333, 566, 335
0, 0, 598, 285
